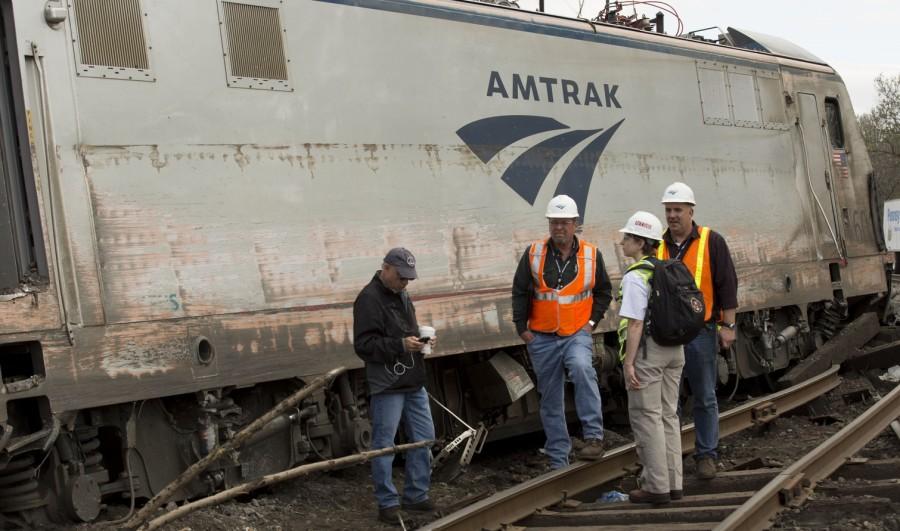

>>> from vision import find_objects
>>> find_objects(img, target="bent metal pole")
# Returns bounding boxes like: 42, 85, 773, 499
143, 440, 434, 531
125, 366, 348, 529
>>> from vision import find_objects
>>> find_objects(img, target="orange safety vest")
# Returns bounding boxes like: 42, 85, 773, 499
527, 239, 596, 336
657, 226, 716, 322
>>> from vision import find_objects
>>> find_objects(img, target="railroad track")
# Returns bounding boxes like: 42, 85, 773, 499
423, 366, 900, 531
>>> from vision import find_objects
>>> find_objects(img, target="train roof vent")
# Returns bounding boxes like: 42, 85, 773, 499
69, 0, 155, 81
217, 0, 292, 92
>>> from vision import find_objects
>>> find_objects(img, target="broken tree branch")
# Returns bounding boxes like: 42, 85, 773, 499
125, 366, 347, 529
143, 440, 433, 531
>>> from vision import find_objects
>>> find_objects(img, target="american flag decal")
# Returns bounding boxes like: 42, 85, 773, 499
832, 148, 850, 179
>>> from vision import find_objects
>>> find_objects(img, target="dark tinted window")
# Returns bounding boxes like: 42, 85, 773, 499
825, 98, 845, 149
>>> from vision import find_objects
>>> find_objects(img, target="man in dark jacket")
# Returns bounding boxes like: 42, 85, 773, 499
353, 247, 435, 526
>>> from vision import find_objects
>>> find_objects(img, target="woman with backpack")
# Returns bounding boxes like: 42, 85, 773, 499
617, 211, 686, 505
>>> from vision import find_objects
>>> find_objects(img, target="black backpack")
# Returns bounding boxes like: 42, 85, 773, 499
631, 257, 706, 347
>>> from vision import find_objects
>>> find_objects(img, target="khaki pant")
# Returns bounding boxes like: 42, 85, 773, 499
627, 338, 685, 494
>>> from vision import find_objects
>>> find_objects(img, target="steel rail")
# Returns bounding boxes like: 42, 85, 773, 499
421, 365, 841, 531
717, 379, 900, 531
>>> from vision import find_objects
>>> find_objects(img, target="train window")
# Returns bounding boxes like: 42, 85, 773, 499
728, 71, 761, 125
217, 0, 293, 92
69, 0, 155, 82
697, 65, 732, 125
825, 98, 845, 149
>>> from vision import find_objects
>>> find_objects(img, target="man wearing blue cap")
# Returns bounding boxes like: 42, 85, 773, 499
353, 247, 436, 526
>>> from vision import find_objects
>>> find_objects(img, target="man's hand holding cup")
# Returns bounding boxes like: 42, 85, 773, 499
418, 325, 436, 355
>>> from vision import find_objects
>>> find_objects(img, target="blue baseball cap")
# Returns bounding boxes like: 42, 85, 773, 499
384, 247, 417, 279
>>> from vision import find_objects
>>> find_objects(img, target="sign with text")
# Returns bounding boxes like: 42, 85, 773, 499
883, 199, 900, 252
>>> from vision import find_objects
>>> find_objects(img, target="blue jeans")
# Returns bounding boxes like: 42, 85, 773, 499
369, 387, 435, 509
680, 325, 719, 459
527, 330, 604, 469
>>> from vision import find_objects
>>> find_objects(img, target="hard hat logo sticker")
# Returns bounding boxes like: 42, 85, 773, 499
456, 115, 625, 220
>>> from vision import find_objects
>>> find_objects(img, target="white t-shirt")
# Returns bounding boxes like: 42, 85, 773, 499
619, 270, 650, 321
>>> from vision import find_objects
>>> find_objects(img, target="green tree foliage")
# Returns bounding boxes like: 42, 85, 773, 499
858, 74, 900, 202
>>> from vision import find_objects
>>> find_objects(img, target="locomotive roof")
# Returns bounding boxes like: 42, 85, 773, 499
357, 0, 835, 74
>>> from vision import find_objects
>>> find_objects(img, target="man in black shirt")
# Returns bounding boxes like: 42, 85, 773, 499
511, 195, 613, 469
658, 182, 738, 480
353, 248, 435, 525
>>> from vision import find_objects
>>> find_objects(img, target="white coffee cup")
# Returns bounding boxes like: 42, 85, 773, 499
418, 325, 436, 355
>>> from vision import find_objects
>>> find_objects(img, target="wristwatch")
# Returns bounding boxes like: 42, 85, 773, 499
719, 322, 736, 330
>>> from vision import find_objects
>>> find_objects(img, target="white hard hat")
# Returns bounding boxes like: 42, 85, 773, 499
660, 182, 696, 205
619, 211, 664, 241
545, 194, 579, 218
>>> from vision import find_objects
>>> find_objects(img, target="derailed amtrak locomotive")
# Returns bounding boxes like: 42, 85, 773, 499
0, 0, 887, 524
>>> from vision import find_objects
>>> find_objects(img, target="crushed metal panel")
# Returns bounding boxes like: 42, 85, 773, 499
69, 0, 155, 82
217, 0, 292, 91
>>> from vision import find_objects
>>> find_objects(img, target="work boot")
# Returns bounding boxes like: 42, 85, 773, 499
628, 488, 671, 505
403, 499, 435, 512
696, 456, 717, 480
378, 506, 403, 526
575, 438, 607, 461
670, 489, 683, 500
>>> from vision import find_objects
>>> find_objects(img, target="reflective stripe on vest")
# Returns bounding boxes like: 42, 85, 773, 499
694, 227, 710, 288
658, 226, 714, 321
532, 289, 593, 303
530, 242, 544, 286
527, 240, 596, 336
582, 244, 594, 292
616, 258, 654, 362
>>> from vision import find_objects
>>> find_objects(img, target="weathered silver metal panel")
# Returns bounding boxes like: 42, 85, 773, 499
68, 0, 154, 82
698, 64, 731, 125
757, 71, 786, 126
1, 0, 883, 412
729, 70, 760, 125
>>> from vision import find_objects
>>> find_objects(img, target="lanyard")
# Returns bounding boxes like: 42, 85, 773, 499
552, 250, 577, 289
672, 236, 693, 261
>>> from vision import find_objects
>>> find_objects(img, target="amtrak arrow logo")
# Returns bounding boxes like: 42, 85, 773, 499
456, 115, 624, 218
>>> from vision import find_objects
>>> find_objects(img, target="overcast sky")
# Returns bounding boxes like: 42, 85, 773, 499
516, 0, 899, 114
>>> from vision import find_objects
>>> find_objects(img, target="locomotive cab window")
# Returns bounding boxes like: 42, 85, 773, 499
825, 98, 845, 149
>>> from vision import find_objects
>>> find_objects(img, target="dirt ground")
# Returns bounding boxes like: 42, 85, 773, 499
85, 370, 899, 531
